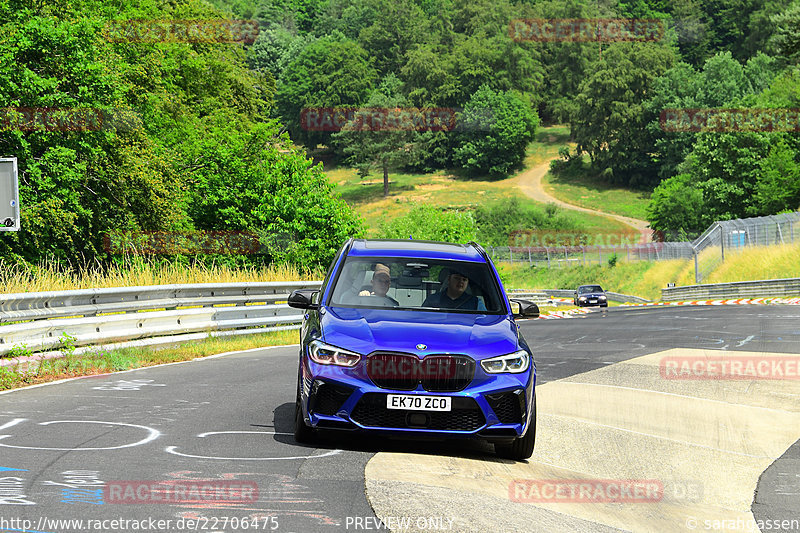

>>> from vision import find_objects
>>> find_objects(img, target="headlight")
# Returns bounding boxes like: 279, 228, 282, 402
599, 295, 607, 300
308, 340, 361, 367
481, 350, 530, 374
579, 296, 587, 301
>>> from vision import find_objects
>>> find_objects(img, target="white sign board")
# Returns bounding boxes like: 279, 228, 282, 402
0, 157, 20, 231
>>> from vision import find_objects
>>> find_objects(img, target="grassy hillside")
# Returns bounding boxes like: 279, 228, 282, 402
497, 243, 800, 301
327, 125, 631, 235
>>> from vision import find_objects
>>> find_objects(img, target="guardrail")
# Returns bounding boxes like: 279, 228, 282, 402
0, 282, 651, 360
0, 281, 322, 357
532, 289, 651, 304
662, 278, 800, 301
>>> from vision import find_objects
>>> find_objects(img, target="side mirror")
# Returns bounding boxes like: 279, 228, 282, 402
288, 289, 320, 310
510, 299, 539, 319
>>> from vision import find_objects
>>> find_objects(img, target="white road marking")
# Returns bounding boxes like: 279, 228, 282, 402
0, 420, 161, 451
737, 335, 755, 347
164, 446, 342, 461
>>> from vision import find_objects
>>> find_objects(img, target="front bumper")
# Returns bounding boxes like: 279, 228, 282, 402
577, 298, 608, 307
299, 357, 535, 440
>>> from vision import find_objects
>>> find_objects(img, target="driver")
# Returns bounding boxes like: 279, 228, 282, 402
359, 263, 399, 306
423, 268, 486, 311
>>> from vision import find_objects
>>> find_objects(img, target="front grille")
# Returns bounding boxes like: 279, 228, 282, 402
310, 382, 354, 416
366, 353, 475, 392
351, 393, 485, 431
485, 391, 524, 424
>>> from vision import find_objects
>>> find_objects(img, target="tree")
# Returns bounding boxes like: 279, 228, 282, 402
770, 1, 800, 65
356, 0, 428, 74
248, 25, 314, 81
187, 119, 364, 268
275, 33, 378, 146
754, 137, 800, 215
572, 43, 675, 187
331, 75, 420, 197
647, 173, 706, 234
453, 85, 539, 177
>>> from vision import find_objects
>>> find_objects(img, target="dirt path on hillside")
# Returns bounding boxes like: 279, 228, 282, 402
517, 161, 651, 233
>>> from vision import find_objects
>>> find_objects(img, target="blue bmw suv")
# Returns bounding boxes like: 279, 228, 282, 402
288, 239, 540, 460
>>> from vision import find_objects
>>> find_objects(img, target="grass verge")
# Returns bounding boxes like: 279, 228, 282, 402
0, 329, 299, 392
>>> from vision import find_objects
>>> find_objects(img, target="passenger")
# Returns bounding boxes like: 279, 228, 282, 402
359, 263, 399, 306
422, 268, 486, 311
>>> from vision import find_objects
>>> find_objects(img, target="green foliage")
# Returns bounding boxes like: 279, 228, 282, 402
0, 0, 361, 271
647, 173, 706, 234
754, 137, 800, 215
378, 204, 477, 242
59, 332, 78, 357
572, 43, 675, 187
186, 120, 364, 268
770, 1, 800, 65
473, 197, 579, 246
8, 344, 33, 359
607, 253, 619, 268
453, 86, 539, 177
331, 74, 420, 195
275, 33, 378, 144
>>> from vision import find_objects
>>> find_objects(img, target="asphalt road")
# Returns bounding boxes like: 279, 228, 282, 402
0, 305, 797, 533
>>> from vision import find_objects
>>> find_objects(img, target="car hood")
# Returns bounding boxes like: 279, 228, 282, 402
321, 306, 519, 359
578, 293, 605, 298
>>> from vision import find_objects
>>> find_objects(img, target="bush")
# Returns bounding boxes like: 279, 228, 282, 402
473, 198, 580, 246
453, 86, 539, 177
378, 204, 477, 242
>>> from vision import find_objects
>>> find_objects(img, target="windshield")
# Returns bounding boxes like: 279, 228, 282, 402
328, 257, 505, 314
579, 285, 604, 294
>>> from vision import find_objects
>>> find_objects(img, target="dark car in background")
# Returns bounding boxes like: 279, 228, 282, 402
574, 285, 608, 307
288, 238, 540, 460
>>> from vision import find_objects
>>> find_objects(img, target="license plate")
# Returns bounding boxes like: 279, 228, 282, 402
386, 394, 451, 411
589, 299, 597, 303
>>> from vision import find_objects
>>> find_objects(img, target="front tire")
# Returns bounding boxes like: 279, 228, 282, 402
496, 394, 536, 461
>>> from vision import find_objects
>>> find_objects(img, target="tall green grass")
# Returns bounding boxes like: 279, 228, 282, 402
0, 258, 321, 294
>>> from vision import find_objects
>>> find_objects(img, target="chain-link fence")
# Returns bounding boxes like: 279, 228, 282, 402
487, 212, 800, 283
691, 212, 799, 283
486, 242, 693, 268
